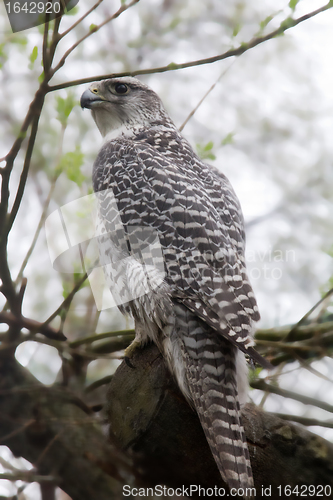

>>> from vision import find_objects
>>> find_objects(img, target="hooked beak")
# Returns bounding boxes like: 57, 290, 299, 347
80, 89, 105, 109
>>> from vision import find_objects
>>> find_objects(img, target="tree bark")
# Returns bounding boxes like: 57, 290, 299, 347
1, 344, 333, 500
0, 356, 133, 500
106, 343, 333, 499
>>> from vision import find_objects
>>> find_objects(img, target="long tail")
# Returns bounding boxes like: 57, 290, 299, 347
173, 305, 253, 493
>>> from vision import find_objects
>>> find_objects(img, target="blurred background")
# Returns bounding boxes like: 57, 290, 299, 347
0, 0, 333, 498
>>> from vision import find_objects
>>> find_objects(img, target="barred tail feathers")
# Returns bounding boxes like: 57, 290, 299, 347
168, 304, 253, 494
184, 344, 253, 491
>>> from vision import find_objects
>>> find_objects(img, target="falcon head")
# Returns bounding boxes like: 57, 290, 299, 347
80, 77, 170, 137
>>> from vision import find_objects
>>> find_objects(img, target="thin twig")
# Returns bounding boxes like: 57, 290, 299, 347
69, 329, 135, 348
179, 60, 235, 131
59, 0, 104, 39
0, 334, 113, 361
35, 430, 65, 467
42, 13, 50, 73
0, 245, 20, 315
255, 321, 333, 342
15, 175, 60, 287
13, 110, 65, 287
0, 311, 66, 341
285, 287, 333, 341
255, 339, 322, 352
42, 272, 89, 326
0, 472, 58, 483
0, 419, 35, 443
0, 455, 21, 471
48, 1, 333, 92
85, 375, 113, 393
17, 277, 27, 314
51, 0, 141, 76
89, 334, 134, 354
293, 352, 333, 383
268, 412, 333, 429
6, 89, 47, 236
1, 8, 65, 241
251, 379, 333, 414
48, 12, 63, 63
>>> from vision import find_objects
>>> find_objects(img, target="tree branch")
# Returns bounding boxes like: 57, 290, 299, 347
256, 321, 333, 342
0, 472, 57, 483
14, 173, 60, 287
6, 87, 47, 236
42, 14, 50, 74
269, 412, 333, 429
107, 343, 333, 495
48, 1, 333, 92
69, 329, 135, 348
0, 311, 66, 341
251, 379, 333, 414
59, 0, 104, 39
50, 0, 141, 76
285, 287, 333, 341
0, 357, 135, 500
42, 272, 88, 327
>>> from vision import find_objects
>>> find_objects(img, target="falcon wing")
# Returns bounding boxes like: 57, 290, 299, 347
93, 139, 269, 366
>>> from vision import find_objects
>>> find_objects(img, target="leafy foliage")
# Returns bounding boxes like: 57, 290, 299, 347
56, 146, 85, 186
196, 141, 216, 161
28, 45, 38, 69
56, 93, 77, 127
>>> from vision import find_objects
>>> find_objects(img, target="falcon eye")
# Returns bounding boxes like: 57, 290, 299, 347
114, 83, 129, 95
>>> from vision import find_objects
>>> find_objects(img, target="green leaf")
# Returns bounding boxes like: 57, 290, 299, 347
239, 42, 249, 51
62, 279, 72, 299
232, 23, 241, 37
56, 93, 77, 127
18, 130, 27, 140
248, 367, 263, 384
89, 24, 98, 32
28, 46, 38, 70
279, 17, 294, 31
65, 5, 79, 15
169, 17, 181, 30
203, 141, 214, 151
62, 273, 87, 300
221, 132, 234, 146
11, 35, 28, 46
0, 43, 7, 69
260, 15, 273, 31
196, 142, 216, 161
38, 71, 45, 84
37, 23, 45, 35
289, 0, 299, 11
73, 273, 88, 288
56, 146, 85, 187
167, 62, 178, 70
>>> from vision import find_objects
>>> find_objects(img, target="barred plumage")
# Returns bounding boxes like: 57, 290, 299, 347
81, 77, 269, 494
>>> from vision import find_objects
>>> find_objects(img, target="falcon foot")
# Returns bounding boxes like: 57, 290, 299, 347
124, 356, 135, 369
124, 339, 142, 368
